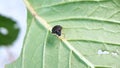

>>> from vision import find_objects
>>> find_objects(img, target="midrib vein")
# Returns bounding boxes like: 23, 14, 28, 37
24, 0, 95, 68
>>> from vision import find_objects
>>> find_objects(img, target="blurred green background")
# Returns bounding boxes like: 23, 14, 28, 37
0, 0, 26, 68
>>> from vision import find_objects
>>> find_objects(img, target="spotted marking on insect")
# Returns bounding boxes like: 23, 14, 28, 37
52, 25, 62, 36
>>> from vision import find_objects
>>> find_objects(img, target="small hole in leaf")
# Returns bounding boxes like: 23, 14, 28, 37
111, 52, 118, 56
0, 27, 8, 35
97, 49, 110, 55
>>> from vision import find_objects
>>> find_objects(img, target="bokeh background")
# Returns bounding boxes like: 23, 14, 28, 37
0, 0, 27, 68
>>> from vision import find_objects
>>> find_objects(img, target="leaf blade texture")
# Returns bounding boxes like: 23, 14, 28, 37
6, 0, 120, 68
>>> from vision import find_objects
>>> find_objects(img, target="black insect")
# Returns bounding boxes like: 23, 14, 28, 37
52, 25, 62, 36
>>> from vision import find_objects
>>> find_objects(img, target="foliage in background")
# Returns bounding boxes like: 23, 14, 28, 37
0, 15, 20, 46
6, 0, 120, 68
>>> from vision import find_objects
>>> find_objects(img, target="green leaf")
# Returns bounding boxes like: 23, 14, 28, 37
6, 0, 120, 68
0, 15, 20, 46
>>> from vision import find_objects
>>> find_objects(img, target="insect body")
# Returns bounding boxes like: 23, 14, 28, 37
52, 25, 62, 36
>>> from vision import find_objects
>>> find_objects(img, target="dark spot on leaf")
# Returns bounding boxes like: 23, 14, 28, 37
52, 25, 62, 36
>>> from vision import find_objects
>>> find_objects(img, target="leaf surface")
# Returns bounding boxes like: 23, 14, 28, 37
6, 0, 120, 68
